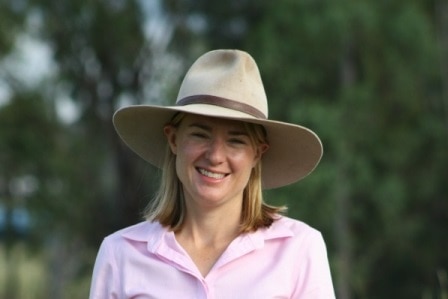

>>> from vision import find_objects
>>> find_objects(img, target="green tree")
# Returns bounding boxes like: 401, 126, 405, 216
1, 0, 159, 297
0, 1, 27, 54
247, 1, 447, 298
28, 0, 151, 242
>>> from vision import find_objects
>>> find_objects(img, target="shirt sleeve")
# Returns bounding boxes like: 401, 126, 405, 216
291, 231, 336, 299
89, 238, 119, 299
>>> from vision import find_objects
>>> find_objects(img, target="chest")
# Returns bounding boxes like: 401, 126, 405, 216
183, 245, 228, 277
119, 239, 298, 299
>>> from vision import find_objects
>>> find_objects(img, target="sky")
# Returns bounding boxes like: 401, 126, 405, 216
0, 0, 175, 124
0, 33, 55, 101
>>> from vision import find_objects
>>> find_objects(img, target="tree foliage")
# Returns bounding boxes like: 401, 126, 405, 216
247, 1, 448, 298
27, 0, 154, 242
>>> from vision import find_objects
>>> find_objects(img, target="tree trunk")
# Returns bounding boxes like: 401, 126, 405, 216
335, 36, 356, 299
435, 0, 448, 133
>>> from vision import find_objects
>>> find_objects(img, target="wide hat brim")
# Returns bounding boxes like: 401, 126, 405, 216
113, 104, 323, 189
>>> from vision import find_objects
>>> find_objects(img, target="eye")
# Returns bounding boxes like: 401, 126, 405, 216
190, 131, 208, 139
228, 137, 248, 145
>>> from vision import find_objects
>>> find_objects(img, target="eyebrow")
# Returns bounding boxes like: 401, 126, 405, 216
188, 123, 249, 137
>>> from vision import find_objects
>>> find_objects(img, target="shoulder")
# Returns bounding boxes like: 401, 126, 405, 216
269, 215, 323, 238
260, 216, 328, 254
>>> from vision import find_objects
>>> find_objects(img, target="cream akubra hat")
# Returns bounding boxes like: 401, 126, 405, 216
113, 49, 323, 189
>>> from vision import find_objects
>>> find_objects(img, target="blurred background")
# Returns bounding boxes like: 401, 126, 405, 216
0, 0, 447, 298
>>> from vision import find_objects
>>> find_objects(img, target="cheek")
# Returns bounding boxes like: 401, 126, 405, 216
232, 151, 258, 171
174, 150, 192, 185
175, 140, 202, 169
180, 140, 200, 159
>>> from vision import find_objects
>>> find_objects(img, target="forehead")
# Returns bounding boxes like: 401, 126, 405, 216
180, 114, 248, 131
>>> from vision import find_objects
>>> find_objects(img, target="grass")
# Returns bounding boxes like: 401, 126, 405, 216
0, 243, 91, 299
0, 243, 48, 299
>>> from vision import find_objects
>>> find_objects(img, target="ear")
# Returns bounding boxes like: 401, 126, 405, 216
164, 125, 178, 155
253, 142, 269, 167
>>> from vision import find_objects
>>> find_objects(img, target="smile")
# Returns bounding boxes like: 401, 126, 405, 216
197, 168, 227, 179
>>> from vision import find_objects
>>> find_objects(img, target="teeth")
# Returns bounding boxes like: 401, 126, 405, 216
198, 168, 225, 179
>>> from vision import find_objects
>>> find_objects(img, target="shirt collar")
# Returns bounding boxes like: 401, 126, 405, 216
121, 221, 166, 250
247, 216, 295, 248
121, 216, 294, 249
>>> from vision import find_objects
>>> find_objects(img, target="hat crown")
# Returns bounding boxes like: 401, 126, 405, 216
176, 50, 268, 119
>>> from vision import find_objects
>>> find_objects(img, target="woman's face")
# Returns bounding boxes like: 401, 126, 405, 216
164, 114, 268, 210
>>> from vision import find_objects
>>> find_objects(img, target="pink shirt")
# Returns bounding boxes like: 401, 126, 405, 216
89, 216, 335, 299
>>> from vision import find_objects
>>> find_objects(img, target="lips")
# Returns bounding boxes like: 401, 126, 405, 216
197, 168, 227, 179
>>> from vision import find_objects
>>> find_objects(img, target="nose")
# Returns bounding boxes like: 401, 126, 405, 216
205, 137, 226, 164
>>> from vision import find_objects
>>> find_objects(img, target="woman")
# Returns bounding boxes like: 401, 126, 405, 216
89, 49, 335, 298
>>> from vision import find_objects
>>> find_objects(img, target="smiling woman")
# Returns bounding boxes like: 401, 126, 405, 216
159, 114, 273, 231
89, 49, 335, 299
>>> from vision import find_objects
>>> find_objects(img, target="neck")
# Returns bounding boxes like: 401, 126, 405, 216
174, 202, 242, 278
178, 198, 243, 247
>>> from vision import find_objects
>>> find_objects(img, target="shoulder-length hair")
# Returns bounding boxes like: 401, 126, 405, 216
143, 113, 286, 233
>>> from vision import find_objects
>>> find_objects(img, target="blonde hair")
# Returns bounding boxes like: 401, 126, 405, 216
144, 113, 286, 233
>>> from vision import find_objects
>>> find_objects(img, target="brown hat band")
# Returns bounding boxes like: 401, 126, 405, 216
177, 95, 267, 119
